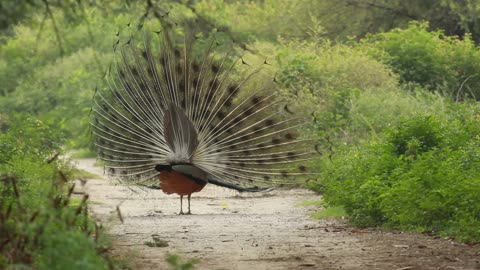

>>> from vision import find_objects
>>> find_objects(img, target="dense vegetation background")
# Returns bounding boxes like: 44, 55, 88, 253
1, 0, 480, 268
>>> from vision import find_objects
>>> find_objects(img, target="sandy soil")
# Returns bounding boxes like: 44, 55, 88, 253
74, 158, 479, 270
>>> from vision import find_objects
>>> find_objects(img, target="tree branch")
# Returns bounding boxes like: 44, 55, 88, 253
77, 0, 104, 74
34, 10, 48, 53
42, 0, 64, 57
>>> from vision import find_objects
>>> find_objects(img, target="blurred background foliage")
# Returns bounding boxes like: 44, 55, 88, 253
1, 1, 480, 267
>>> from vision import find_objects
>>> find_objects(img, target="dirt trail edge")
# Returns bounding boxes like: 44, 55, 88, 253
74, 158, 479, 270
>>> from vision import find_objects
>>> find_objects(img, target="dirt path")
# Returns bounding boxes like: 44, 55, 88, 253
74, 158, 479, 270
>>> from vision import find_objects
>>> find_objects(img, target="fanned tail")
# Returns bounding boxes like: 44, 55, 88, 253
91, 20, 320, 190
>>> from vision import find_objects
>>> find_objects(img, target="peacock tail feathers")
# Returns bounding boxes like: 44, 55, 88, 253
91, 19, 320, 191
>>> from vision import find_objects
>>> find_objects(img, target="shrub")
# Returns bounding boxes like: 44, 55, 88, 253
361, 21, 480, 99
0, 114, 113, 269
347, 86, 447, 139
387, 115, 443, 157
311, 105, 480, 243
0, 5, 136, 149
194, 0, 321, 42
271, 39, 399, 144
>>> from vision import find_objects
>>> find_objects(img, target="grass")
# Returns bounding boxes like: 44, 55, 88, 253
144, 235, 169, 248
166, 254, 199, 270
296, 200, 324, 207
71, 168, 101, 179
311, 206, 347, 220
298, 200, 346, 220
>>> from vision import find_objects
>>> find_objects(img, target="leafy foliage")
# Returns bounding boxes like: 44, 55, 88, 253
387, 115, 444, 156
267, 38, 399, 146
310, 106, 480, 243
166, 254, 198, 270
194, 0, 321, 42
361, 22, 480, 99
0, 114, 115, 269
312, 0, 480, 43
0, 4, 136, 149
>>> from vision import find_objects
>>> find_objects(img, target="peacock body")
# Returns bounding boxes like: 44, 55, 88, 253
91, 20, 319, 214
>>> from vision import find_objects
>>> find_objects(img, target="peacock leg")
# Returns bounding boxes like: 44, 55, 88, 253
186, 194, 192, 215
179, 195, 184, 215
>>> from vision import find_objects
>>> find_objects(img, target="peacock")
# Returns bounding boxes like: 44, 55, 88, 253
91, 20, 319, 214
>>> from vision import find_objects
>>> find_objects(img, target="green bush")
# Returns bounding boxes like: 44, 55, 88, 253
0, 5, 137, 149
310, 106, 480, 243
361, 21, 480, 99
270, 38, 399, 144
347, 87, 447, 139
0, 114, 113, 269
0, 114, 64, 163
387, 115, 444, 156
275, 39, 397, 95
194, 0, 322, 42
